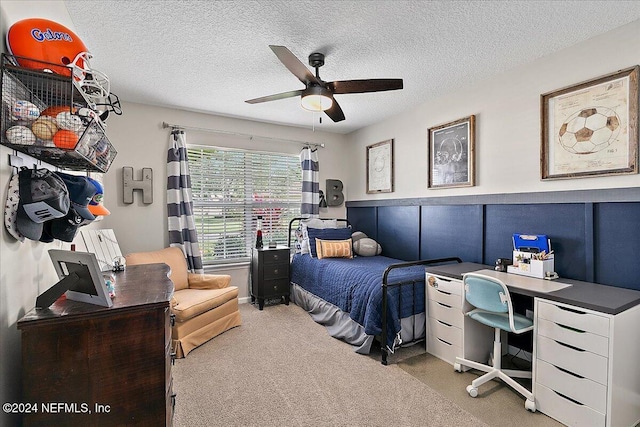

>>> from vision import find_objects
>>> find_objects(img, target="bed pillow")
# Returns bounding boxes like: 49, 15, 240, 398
307, 227, 353, 257
316, 238, 353, 259
294, 218, 339, 254
353, 237, 382, 257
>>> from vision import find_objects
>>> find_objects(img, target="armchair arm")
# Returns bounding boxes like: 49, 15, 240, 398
187, 273, 232, 290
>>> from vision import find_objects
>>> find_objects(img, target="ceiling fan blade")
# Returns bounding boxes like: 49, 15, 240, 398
245, 89, 303, 104
324, 97, 345, 122
327, 79, 403, 94
269, 45, 319, 86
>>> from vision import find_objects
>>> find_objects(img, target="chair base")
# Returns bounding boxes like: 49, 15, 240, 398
454, 329, 536, 413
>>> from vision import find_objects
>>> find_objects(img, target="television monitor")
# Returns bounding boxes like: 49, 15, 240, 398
37, 249, 113, 309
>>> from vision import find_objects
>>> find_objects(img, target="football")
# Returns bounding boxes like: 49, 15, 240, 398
56, 111, 83, 132
353, 237, 382, 257
11, 100, 40, 121
5, 125, 36, 145
558, 107, 621, 155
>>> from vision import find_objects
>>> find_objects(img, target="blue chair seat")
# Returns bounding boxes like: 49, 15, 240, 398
468, 309, 533, 332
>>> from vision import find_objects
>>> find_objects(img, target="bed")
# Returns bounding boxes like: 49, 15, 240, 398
288, 218, 461, 364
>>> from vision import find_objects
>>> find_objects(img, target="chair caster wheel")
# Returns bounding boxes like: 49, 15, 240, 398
466, 385, 478, 398
454, 363, 462, 372
525, 399, 536, 412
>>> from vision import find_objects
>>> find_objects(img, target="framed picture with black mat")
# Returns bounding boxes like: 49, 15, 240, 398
428, 115, 475, 189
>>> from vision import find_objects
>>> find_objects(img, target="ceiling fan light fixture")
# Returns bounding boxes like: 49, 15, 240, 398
301, 86, 333, 112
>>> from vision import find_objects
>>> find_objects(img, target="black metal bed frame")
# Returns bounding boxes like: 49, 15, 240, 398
287, 218, 462, 365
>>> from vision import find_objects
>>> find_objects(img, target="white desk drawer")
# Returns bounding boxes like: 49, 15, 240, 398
427, 283, 462, 309
537, 300, 610, 337
537, 335, 608, 385
537, 317, 609, 357
427, 299, 463, 329
428, 317, 462, 348
536, 383, 605, 427
427, 332, 462, 365
426, 274, 462, 296
536, 359, 607, 414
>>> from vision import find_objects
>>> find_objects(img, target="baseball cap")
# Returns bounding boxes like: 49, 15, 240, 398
16, 168, 70, 241
4, 173, 25, 242
49, 206, 86, 242
54, 172, 96, 221
87, 177, 110, 216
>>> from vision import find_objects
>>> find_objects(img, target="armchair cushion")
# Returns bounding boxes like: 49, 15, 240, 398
172, 287, 239, 323
187, 273, 231, 290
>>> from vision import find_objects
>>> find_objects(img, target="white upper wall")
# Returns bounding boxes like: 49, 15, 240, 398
346, 19, 640, 201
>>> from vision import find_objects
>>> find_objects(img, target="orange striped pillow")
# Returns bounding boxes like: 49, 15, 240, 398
316, 238, 353, 259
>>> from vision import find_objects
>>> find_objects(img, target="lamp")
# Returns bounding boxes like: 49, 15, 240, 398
301, 86, 333, 112
318, 190, 328, 208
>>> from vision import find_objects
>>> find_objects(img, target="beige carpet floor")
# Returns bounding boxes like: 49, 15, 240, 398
172, 302, 486, 427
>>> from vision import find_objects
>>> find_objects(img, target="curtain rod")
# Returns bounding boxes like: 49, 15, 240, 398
162, 121, 325, 149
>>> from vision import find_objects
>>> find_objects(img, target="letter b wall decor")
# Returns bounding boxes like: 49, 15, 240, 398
123, 167, 153, 204
326, 179, 344, 206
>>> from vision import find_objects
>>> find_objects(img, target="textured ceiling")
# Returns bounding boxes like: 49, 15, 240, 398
63, 1, 640, 134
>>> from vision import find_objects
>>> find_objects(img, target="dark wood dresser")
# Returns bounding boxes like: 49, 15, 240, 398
250, 246, 290, 310
17, 263, 175, 426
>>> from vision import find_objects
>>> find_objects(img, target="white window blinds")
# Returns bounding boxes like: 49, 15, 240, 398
187, 146, 302, 263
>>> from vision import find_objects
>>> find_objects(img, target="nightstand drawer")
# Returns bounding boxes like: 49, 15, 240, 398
263, 250, 288, 264
536, 383, 605, 427
263, 278, 289, 296
263, 263, 288, 280
537, 335, 608, 385
537, 317, 608, 357
537, 300, 609, 337
427, 299, 464, 328
427, 332, 462, 364
426, 274, 462, 296
427, 283, 462, 309
536, 359, 607, 414
428, 317, 462, 348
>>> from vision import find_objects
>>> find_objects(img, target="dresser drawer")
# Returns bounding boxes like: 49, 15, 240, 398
537, 335, 608, 385
537, 300, 609, 337
262, 278, 290, 296
536, 359, 607, 414
426, 274, 462, 296
262, 250, 288, 264
538, 317, 608, 357
427, 283, 462, 309
263, 263, 289, 280
427, 299, 464, 329
428, 316, 462, 348
536, 383, 605, 427
427, 332, 462, 365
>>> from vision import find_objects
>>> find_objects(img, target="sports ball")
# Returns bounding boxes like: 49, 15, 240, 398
5, 125, 36, 145
353, 237, 382, 257
11, 100, 40, 121
31, 116, 58, 140
41, 105, 75, 118
558, 107, 621, 155
55, 111, 83, 132
351, 231, 367, 244
52, 129, 79, 149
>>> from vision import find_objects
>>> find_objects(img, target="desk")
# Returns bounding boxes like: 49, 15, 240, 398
425, 262, 640, 427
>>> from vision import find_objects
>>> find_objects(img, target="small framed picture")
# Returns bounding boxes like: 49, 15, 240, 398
366, 139, 394, 193
541, 66, 638, 180
428, 115, 475, 188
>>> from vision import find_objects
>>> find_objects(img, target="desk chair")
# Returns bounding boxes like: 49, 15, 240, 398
454, 273, 536, 412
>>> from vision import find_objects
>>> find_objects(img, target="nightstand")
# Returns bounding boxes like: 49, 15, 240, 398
250, 246, 290, 310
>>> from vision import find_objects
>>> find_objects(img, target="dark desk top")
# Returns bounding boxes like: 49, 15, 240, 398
426, 262, 640, 315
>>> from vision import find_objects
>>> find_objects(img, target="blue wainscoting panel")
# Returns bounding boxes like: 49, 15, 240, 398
421, 205, 483, 262
484, 204, 587, 281
377, 206, 420, 261
594, 203, 640, 290
346, 207, 377, 240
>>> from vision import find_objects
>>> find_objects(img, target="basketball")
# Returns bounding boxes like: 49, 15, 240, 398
41, 105, 75, 118
5, 125, 36, 145
56, 111, 83, 132
11, 100, 40, 121
53, 129, 79, 149
31, 116, 59, 140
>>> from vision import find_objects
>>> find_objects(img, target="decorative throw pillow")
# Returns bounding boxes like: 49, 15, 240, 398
307, 226, 353, 257
353, 237, 382, 257
316, 238, 353, 259
295, 218, 339, 254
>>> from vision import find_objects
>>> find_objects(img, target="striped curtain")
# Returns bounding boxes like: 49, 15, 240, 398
300, 146, 319, 218
167, 130, 203, 273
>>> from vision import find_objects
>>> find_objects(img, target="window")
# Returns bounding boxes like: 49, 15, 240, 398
188, 146, 301, 264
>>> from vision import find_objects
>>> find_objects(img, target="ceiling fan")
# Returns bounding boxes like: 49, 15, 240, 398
245, 45, 403, 123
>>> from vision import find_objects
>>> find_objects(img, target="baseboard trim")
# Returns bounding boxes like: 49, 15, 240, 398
238, 296, 251, 304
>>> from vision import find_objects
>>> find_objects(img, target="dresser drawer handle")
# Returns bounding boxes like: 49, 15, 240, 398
556, 305, 586, 315
436, 289, 452, 296
555, 340, 585, 352
556, 322, 585, 334
553, 390, 584, 406
273, 254, 279, 260
170, 314, 176, 327
437, 337, 452, 346
437, 320, 452, 327
273, 269, 279, 275
436, 302, 452, 309
171, 351, 177, 365
553, 364, 585, 379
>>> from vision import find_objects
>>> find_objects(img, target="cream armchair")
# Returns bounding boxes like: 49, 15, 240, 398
125, 247, 241, 358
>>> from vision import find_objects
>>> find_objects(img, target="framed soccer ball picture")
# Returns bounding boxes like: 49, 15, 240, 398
541, 66, 639, 180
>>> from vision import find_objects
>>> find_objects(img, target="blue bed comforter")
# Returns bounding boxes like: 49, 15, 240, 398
290, 254, 425, 348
